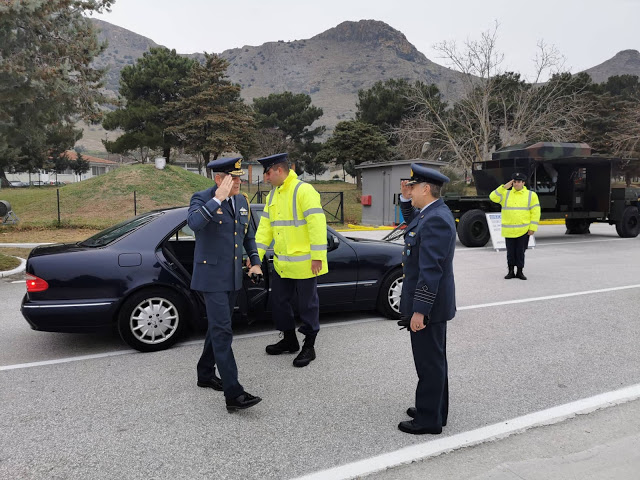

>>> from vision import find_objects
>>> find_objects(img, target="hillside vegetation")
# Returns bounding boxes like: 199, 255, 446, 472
0, 165, 362, 231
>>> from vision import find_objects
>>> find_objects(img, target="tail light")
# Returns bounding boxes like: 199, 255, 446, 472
26, 273, 49, 292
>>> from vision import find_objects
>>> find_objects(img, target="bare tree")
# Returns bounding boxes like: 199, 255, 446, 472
396, 24, 591, 170
252, 128, 293, 158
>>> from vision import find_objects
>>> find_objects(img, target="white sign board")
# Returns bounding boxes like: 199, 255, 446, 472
485, 213, 535, 250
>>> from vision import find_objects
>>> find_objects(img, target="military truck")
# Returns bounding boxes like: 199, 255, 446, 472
445, 142, 640, 247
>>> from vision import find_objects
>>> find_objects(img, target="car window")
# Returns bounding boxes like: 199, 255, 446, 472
80, 212, 163, 247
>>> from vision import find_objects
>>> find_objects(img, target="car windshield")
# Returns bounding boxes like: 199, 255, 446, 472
80, 212, 163, 247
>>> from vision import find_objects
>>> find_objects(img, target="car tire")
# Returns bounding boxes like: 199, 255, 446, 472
457, 209, 490, 247
565, 218, 591, 234
118, 288, 187, 352
377, 269, 403, 320
616, 206, 640, 238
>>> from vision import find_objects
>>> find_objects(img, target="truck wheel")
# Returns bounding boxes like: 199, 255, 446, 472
616, 206, 640, 238
565, 219, 591, 234
457, 209, 490, 247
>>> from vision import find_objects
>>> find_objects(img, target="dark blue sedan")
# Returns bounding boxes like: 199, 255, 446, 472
21, 205, 404, 352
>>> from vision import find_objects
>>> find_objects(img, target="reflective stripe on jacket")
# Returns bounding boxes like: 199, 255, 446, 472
489, 185, 541, 238
255, 170, 328, 279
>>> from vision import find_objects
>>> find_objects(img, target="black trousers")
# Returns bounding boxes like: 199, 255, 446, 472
410, 321, 448, 428
505, 233, 529, 269
197, 291, 244, 399
270, 270, 320, 337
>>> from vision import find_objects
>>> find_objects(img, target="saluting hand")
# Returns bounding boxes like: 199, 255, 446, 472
214, 175, 234, 201
311, 260, 322, 275
400, 180, 412, 199
504, 180, 514, 190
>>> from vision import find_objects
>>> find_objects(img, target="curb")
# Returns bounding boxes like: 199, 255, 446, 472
0, 256, 26, 278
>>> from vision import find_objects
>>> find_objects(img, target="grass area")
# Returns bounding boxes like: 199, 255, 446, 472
0, 252, 21, 270
1, 165, 362, 241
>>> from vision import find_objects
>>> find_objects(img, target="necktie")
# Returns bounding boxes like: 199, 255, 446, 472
227, 198, 235, 216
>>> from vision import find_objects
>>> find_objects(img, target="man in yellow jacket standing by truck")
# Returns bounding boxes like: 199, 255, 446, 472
490, 172, 541, 280
255, 153, 328, 367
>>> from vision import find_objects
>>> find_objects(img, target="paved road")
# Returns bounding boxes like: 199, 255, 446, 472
1, 224, 639, 479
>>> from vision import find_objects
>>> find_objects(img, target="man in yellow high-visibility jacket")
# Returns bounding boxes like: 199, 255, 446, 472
489, 172, 541, 280
255, 153, 328, 367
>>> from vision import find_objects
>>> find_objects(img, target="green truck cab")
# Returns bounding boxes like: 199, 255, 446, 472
445, 142, 640, 247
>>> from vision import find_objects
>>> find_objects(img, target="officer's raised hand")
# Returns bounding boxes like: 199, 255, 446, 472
214, 174, 234, 201
504, 179, 514, 190
400, 180, 412, 199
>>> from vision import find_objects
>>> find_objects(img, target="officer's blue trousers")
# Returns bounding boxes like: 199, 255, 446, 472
270, 270, 320, 337
197, 291, 244, 399
410, 321, 448, 428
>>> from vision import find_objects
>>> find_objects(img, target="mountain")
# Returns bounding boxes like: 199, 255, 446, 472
583, 49, 640, 84
89, 19, 465, 134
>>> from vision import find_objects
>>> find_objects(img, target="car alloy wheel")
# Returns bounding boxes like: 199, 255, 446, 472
118, 288, 186, 352
377, 269, 403, 319
129, 297, 179, 345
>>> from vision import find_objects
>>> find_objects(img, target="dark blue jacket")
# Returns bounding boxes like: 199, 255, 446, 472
187, 186, 260, 293
400, 198, 456, 323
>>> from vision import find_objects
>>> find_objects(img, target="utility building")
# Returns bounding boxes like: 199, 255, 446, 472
356, 159, 447, 226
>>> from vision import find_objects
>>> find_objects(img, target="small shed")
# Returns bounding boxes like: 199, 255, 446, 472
356, 159, 448, 226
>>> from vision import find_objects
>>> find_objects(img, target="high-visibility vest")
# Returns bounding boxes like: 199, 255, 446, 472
255, 170, 329, 279
490, 185, 541, 238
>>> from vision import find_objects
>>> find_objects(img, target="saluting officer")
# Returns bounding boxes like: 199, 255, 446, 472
254, 153, 328, 368
397, 164, 456, 435
489, 172, 540, 280
188, 157, 263, 412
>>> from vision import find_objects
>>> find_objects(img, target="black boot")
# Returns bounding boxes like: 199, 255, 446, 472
293, 335, 316, 368
516, 267, 527, 280
504, 267, 515, 279
266, 329, 300, 355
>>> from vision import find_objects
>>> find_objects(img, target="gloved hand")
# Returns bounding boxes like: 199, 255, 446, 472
250, 273, 263, 284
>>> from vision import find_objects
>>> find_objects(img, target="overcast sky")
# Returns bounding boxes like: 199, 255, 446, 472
95, 0, 639, 80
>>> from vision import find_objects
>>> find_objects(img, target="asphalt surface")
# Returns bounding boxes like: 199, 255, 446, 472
1, 224, 639, 479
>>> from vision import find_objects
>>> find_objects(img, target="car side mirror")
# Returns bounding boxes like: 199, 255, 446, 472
327, 234, 340, 252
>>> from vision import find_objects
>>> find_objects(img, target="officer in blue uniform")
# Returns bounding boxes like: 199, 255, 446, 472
188, 157, 263, 412
397, 164, 456, 434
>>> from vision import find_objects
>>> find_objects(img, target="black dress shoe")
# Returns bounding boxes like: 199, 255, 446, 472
266, 338, 300, 355
516, 269, 527, 280
226, 392, 262, 412
293, 345, 316, 367
398, 420, 442, 435
406, 408, 447, 426
197, 374, 223, 391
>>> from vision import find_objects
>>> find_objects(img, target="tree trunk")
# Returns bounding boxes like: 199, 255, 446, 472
163, 146, 171, 164
0, 167, 8, 187
203, 151, 212, 179
356, 170, 362, 189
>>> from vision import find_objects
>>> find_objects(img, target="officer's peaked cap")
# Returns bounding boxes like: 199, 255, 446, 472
512, 171, 527, 181
406, 163, 450, 186
257, 153, 289, 173
207, 157, 244, 176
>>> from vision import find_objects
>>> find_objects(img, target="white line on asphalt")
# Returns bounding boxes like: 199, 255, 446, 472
454, 236, 635, 252
0, 316, 383, 371
458, 284, 640, 311
290, 383, 640, 480
4, 283, 639, 371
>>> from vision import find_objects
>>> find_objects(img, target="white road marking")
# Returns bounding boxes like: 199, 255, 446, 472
4, 284, 639, 371
291, 383, 640, 480
0, 316, 382, 371
458, 284, 640, 311
454, 236, 635, 252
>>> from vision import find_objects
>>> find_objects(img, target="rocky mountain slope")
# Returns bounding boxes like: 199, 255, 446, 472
582, 49, 640, 84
